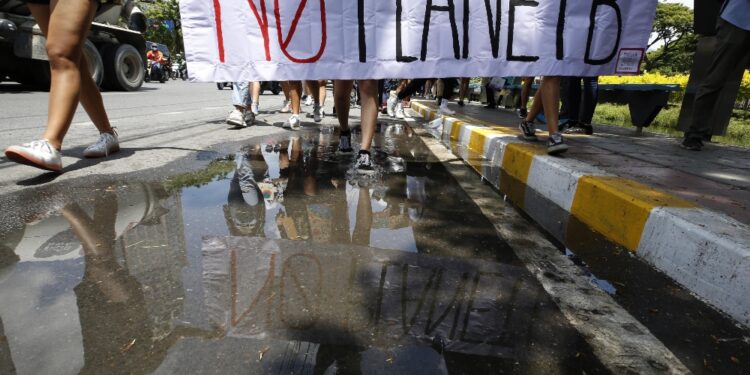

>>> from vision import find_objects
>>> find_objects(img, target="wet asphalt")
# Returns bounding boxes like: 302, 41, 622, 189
0, 81, 748, 374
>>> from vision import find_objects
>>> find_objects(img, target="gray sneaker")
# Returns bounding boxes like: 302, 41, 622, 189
518, 120, 537, 141
83, 129, 120, 158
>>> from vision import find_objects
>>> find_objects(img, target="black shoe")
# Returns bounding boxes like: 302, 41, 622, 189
338, 131, 353, 154
518, 108, 528, 119
518, 120, 537, 141
484, 104, 495, 109
680, 138, 703, 151
355, 150, 376, 175
458, 100, 465, 107
547, 132, 570, 155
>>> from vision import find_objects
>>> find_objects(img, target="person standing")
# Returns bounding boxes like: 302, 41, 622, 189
564, 77, 599, 135
4, 0, 119, 172
682, 0, 750, 150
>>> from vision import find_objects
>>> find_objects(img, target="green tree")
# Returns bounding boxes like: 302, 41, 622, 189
143, 0, 183, 55
644, 2, 694, 73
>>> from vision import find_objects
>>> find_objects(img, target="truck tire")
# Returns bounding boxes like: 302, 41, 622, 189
101, 43, 144, 91
83, 40, 104, 88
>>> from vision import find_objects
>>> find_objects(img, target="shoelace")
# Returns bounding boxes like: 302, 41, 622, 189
26, 140, 53, 154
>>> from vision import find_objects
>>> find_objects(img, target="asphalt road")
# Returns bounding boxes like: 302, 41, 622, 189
0, 80, 749, 374
0, 80, 288, 194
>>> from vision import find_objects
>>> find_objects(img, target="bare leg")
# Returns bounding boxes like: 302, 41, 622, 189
29, 0, 112, 150
525, 76, 560, 134
357, 80, 378, 151
251, 81, 261, 107
459, 78, 470, 103
305, 80, 321, 105
333, 80, 354, 131
317, 80, 327, 107
520, 77, 534, 110
282, 81, 302, 115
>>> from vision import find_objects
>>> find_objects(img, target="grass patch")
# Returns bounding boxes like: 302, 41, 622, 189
163, 157, 235, 192
592, 103, 750, 148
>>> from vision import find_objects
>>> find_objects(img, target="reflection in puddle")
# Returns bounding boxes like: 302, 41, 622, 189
0, 125, 604, 373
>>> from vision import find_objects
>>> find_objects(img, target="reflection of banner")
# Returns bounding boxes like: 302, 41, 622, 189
202, 236, 556, 359
180, 0, 657, 81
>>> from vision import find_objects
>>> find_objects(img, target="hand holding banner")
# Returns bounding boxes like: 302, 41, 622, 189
179, 0, 657, 81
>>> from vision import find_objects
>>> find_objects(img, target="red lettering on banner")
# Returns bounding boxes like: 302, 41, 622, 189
274, 0, 327, 63
212, 0, 225, 62
247, 0, 272, 61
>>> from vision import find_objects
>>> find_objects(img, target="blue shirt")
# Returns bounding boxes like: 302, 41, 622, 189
721, 0, 750, 31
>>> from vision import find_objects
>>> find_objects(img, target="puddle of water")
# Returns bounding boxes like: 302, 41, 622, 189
0, 125, 606, 374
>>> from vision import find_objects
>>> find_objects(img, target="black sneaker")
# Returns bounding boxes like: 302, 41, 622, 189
355, 150, 376, 175
458, 100, 465, 107
518, 108, 528, 119
518, 120, 537, 141
680, 137, 703, 151
338, 131, 353, 154
547, 132, 569, 155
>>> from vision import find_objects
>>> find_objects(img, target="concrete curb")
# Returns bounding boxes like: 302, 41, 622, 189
411, 101, 750, 329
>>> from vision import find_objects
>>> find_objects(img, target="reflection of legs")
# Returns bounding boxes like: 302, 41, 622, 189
352, 187, 372, 246
61, 195, 135, 303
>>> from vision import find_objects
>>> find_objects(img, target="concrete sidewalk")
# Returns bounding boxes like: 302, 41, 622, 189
410, 100, 750, 329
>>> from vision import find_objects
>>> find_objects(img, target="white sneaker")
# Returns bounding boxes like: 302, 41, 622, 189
438, 101, 455, 115
285, 115, 301, 130
387, 92, 398, 117
226, 109, 245, 127
83, 129, 120, 158
280, 100, 291, 113
395, 102, 406, 119
313, 105, 322, 123
4, 139, 63, 172
305, 96, 314, 107
251, 103, 259, 116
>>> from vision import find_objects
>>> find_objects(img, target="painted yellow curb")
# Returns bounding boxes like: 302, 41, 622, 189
571, 176, 696, 252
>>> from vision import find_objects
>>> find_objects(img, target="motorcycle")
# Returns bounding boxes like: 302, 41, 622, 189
178, 61, 188, 80
145, 60, 167, 83
170, 62, 180, 80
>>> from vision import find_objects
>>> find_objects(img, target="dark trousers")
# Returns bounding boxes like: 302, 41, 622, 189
686, 20, 750, 140
566, 77, 599, 125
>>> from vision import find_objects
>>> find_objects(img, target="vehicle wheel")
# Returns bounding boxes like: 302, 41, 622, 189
101, 43, 145, 91
82, 40, 103, 87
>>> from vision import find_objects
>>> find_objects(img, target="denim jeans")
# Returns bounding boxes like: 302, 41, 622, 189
566, 77, 599, 125
232, 82, 251, 108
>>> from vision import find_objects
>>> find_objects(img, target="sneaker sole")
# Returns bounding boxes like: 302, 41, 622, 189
547, 144, 570, 155
84, 145, 120, 159
5, 149, 62, 172
226, 119, 244, 127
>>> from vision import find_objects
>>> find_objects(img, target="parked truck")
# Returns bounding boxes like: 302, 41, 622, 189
0, 0, 147, 91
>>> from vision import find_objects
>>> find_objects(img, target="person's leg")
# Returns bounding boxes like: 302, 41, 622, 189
539, 76, 561, 135
333, 80, 354, 153
227, 82, 251, 126
566, 77, 582, 124
282, 81, 302, 129
357, 80, 378, 152
305, 80, 322, 122
34, 0, 98, 150
424, 80, 433, 99
458, 78, 470, 105
250, 81, 261, 114
318, 80, 327, 108
685, 20, 750, 146
519, 77, 534, 117
396, 79, 426, 101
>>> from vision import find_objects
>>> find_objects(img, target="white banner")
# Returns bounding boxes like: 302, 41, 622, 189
179, 0, 657, 81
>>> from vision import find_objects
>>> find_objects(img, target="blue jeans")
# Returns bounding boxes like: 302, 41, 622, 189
232, 82, 251, 108
566, 77, 599, 125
